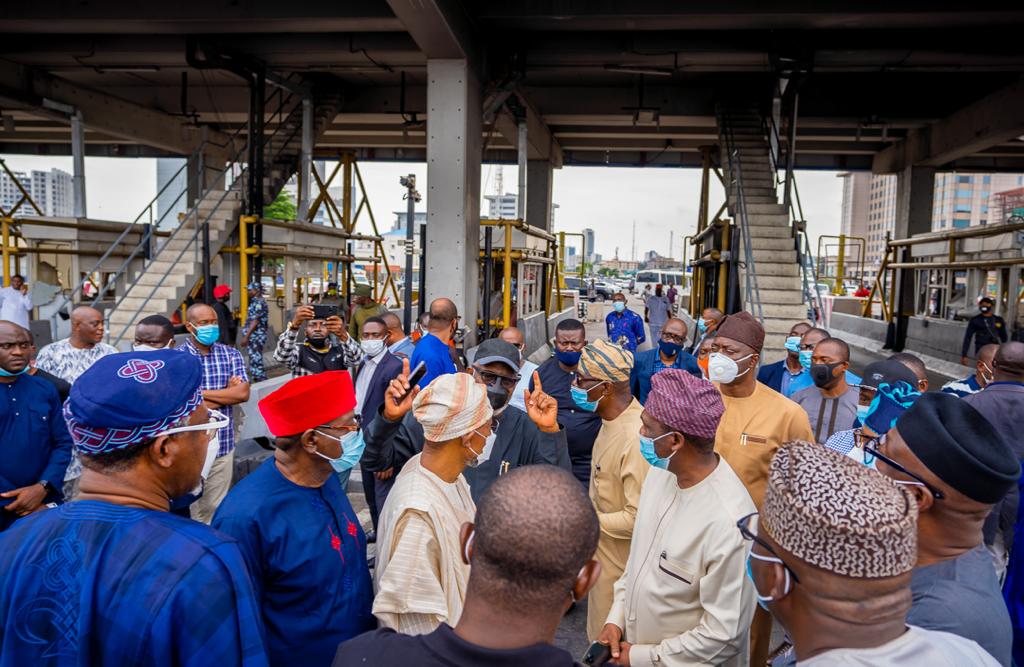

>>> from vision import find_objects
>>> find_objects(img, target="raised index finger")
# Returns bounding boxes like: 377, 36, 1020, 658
532, 371, 542, 393
401, 357, 410, 377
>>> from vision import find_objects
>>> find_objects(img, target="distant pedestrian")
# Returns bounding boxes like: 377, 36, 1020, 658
409, 298, 459, 389
212, 284, 238, 345
606, 292, 645, 353
241, 281, 269, 382
349, 284, 386, 341
689, 307, 723, 355
0, 274, 32, 329
962, 297, 1008, 367
644, 284, 672, 342
630, 317, 701, 404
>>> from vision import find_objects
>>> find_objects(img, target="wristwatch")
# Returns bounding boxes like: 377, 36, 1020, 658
38, 480, 54, 495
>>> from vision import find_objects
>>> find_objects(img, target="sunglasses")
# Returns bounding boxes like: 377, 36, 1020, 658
862, 437, 945, 500
736, 512, 800, 584
474, 368, 519, 390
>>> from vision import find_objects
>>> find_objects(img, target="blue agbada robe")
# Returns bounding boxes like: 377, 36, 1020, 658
213, 458, 374, 666
0, 501, 268, 667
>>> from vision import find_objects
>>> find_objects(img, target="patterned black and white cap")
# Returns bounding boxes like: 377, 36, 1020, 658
762, 441, 918, 578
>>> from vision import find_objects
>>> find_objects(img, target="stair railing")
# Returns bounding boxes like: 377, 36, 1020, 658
719, 109, 764, 324
763, 112, 824, 323
105, 87, 306, 346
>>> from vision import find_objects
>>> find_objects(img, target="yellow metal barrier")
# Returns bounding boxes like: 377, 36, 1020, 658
479, 218, 560, 329
816, 234, 866, 296
0, 159, 43, 286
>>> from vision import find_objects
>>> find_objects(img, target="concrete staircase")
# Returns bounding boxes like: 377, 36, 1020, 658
102, 89, 344, 348
106, 183, 244, 347
717, 106, 807, 364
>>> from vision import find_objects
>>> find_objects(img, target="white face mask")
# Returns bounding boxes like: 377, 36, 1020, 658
708, 352, 754, 384
465, 429, 497, 468
360, 339, 386, 358
133, 342, 170, 352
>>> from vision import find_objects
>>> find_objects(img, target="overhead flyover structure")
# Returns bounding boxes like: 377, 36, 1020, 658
3, 3, 1024, 354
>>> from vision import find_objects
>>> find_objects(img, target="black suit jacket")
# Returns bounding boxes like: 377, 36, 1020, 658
354, 351, 404, 426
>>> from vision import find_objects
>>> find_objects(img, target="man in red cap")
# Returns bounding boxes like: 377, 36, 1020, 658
708, 311, 813, 666
211, 283, 238, 346
212, 371, 373, 666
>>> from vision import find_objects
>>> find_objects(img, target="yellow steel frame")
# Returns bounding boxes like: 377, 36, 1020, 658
479, 218, 563, 328
689, 146, 730, 316
305, 152, 402, 307
816, 234, 866, 295
0, 159, 43, 286
558, 231, 586, 290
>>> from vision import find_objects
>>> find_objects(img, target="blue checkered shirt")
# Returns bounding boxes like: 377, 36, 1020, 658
179, 338, 248, 456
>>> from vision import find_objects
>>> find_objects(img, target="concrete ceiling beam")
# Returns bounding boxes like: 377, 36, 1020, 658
872, 77, 1024, 173
0, 59, 234, 158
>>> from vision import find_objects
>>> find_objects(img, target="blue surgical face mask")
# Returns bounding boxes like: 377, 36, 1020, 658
314, 429, 365, 473
784, 336, 802, 354
856, 404, 871, 423
697, 318, 707, 334
0, 365, 30, 377
798, 349, 813, 370
658, 339, 683, 358
193, 324, 220, 346
570, 382, 604, 412
613, 301, 626, 313
639, 432, 676, 469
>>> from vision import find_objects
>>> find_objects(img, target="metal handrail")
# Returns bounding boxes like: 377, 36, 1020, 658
107, 172, 247, 347
720, 110, 764, 323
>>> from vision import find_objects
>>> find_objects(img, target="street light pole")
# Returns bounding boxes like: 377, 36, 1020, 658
400, 174, 421, 334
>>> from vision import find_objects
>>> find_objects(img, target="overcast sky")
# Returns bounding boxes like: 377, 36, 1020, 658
0, 154, 843, 258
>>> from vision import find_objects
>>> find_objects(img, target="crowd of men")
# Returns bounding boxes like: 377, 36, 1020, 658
0, 281, 1023, 667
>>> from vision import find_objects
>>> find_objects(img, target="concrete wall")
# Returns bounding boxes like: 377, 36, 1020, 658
522, 306, 576, 363
829, 312, 887, 340
905, 317, 968, 364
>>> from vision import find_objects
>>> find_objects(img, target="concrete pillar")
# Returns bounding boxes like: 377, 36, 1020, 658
526, 159, 554, 230
892, 165, 935, 347
297, 97, 314, 221
70, 111, 87, 218
425, 59, 482, 343
517, 119, 528, 220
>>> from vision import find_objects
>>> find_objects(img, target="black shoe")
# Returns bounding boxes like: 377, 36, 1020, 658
365, 529, 377, 544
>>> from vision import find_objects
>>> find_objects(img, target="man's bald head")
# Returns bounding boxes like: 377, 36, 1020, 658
381, 311, 402, 331
69, 305, 105, 346
498, 327, 525, 348
427, 298, 458, 333
979, 343, 999, 367
467, 465, 599, 611
994, 341, 1024, 381
662, 318, 688, 341
186, 303, 216, 324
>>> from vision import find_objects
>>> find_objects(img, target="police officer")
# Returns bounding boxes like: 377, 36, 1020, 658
961, 296, 1008, 367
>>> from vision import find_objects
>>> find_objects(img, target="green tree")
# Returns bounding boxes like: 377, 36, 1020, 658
263, 190, 297, 220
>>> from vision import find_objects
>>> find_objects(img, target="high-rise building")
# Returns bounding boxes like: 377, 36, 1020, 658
582, 227, 596, 263
484, 193, 517, 219
931, 173, 1024, 230
838, 172, 870, 240
0, 168, 72, 217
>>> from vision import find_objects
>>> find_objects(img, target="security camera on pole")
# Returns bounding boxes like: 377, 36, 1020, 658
400, 174, 421, 335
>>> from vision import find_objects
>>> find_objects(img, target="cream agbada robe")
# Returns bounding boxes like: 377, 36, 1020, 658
373, 453, 475, 635
587, 399, 650, 640
606, 462, 757, 667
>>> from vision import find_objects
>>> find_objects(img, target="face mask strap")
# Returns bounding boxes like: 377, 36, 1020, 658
157, 409, 229, 438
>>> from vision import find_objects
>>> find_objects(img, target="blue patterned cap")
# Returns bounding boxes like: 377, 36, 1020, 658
247, 281, 263, 291
63, 350, 203, 455
863, 381, 920, 436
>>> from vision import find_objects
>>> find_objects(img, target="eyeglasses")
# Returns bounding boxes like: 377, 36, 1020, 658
661, 332, 687, 345
736, 512, 800, 584
862, 437, 945, 500
475, 368, 519, 390
571, 375, 605, 391
317, 415, 361, 434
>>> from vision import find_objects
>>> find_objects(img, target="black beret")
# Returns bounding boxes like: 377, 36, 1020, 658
895, 393, 1020, 504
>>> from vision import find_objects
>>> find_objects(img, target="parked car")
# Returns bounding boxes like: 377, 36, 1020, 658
564, 276, 614, 302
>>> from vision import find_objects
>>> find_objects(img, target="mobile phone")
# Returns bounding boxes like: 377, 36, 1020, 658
581, 641, 612, 666
399, 361, 428, 401
312, 304, 336, 320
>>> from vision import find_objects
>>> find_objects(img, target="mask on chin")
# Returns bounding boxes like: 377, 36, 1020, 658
306, 335, 328, 347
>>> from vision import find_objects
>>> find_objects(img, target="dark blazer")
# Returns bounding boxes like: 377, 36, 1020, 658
353, 351, 403, 426
630, 347, 702, 405
757, 360, 787, 393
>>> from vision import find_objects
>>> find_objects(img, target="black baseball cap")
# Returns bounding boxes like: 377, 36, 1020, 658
473, 339, 521, 375
856, 360, 918, 390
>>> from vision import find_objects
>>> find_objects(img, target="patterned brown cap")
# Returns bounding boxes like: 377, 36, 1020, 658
762, 441, 918, 578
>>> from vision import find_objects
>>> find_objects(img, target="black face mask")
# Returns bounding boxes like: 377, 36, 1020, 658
487, 385, 511, 413
810, 361, 844, 388
307, 334, 328, 347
